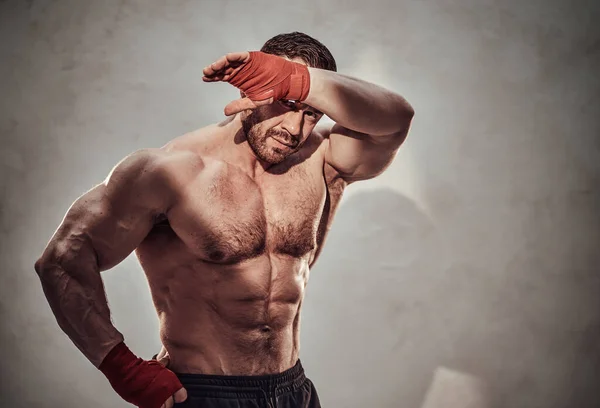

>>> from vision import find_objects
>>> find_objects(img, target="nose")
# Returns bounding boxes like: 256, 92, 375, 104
280, 110, 304, 137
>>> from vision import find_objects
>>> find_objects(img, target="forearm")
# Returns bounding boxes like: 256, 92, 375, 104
35, 257, 124, 367
305, 68, 414, 136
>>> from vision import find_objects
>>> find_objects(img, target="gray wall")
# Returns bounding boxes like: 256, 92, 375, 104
1, 0, 599, 407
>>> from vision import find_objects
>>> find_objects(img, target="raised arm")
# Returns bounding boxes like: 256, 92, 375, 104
201, 51, 414, 183
34, 149, 187, 408
305, 68, 414, 183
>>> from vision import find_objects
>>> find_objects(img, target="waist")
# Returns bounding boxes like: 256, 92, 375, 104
174, 359, 307, 399
159, 317, 300, 373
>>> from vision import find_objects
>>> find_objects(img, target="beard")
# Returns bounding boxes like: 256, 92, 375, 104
241, 108, 301, 165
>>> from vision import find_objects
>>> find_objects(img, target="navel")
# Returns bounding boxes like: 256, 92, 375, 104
260, 325, 272, 333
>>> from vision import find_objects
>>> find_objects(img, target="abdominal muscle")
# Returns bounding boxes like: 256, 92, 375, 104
136, 240, 309, 375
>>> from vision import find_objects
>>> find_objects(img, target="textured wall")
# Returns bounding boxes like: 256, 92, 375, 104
1, 0, 599, 407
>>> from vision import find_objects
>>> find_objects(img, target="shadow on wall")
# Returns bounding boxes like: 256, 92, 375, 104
302, 187, 599, 408
303, 187, 494, 408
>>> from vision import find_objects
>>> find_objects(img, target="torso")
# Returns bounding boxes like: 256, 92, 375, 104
135, 126, 346, 375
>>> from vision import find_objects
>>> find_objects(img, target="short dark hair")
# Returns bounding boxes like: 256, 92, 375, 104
261, 32, 337, 72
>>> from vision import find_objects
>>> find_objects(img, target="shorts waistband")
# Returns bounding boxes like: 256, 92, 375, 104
174, 360, 307, 399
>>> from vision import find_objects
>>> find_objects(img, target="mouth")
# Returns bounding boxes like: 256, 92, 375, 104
271, 136, 297, 149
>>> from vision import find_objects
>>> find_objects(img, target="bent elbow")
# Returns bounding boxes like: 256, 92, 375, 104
35, 243, 69, 279
402, 104, 415, 127
407, 102, 415, 117
34, 257, 44, 276
397, 105, 414, 140
34, 254, 59, 280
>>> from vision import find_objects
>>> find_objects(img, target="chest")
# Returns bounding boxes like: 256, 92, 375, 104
166, 161, 328, 263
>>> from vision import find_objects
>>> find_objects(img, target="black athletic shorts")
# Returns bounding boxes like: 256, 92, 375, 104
170, 360, 321, 408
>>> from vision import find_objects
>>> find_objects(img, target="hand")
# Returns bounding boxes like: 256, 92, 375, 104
202, 51, 250, 81
160, 387, 187, 408
157, 352, 187, 408
202, 51, 311, 116
202, 51, 272, 115
99, 342, 188, 408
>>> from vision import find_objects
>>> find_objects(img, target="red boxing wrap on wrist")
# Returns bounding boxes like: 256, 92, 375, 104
227, 51, 310, 102
99, 342, 182, 408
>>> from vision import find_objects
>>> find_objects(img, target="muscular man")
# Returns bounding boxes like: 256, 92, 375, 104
35, 32, 414, 408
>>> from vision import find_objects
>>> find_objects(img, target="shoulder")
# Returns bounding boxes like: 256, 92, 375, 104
311, 124, 332, 141
305, 125, 332, 155
107, 148, 203, 184
101, 147, 204, 213
305, 126, 348, 186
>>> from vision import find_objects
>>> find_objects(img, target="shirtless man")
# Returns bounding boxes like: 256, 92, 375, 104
35, 32, 414, 408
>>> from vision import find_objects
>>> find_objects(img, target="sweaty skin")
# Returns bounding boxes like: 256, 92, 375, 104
143, 120, 347, 375
35, 53, 414, 381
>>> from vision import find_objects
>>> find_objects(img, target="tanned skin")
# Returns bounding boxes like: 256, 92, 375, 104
35, 53, 414, 379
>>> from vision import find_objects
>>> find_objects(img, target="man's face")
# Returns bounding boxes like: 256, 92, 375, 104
240, 56, 324, 165
241, 99, 323, 165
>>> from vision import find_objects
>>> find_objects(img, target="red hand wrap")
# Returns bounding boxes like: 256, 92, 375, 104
227, 51, 310, 102
99, 342, 182, 408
